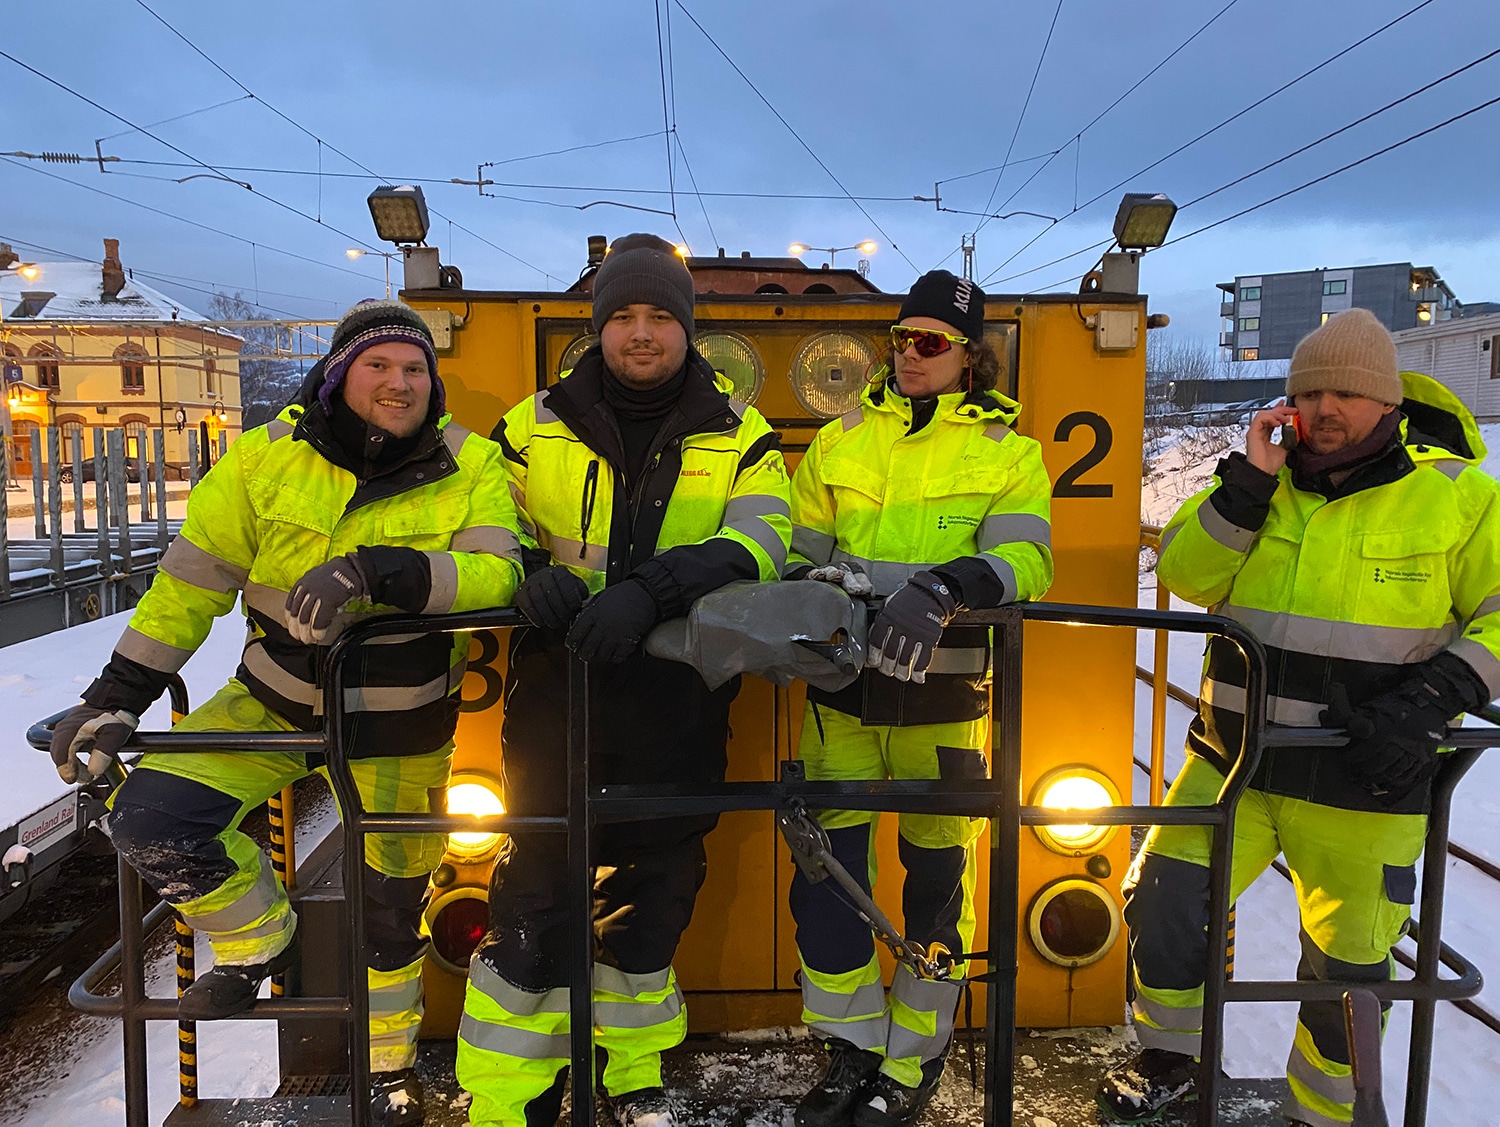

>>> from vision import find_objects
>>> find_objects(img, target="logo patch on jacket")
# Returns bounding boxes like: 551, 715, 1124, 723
681, 468, 712, 478
937, 514, 979, 530
1373, 566, 1431, 584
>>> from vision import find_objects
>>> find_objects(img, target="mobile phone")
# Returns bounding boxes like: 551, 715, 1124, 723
1278, 410, 1306, 448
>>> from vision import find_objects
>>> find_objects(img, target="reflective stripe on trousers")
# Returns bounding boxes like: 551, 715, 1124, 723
369, 955, 427, 1072
883, 966, 962, 1088
456, 959, 689, 1127
800, 953, 890, 1052
1284, 1020, 1356, 1127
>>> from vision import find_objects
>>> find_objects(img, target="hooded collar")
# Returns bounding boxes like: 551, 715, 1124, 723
862, 367, 1022, 431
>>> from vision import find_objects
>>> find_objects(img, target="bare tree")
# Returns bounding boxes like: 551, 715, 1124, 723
210, 292, 307, 430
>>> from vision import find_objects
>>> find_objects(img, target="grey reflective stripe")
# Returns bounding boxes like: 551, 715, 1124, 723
1159, 522, 1184, 553
806, 1014, 889, 1051
791, 526, 836, 567
160, 536, 249, 593
840, 409, 864, 432
115, 626, 194, 674
1226, 605, 1455, 665
925, 646, 989, 676
242, 642, 318, 707
533, 395, 560, 425
458, 1013, 571, 1060
423, 552, 460, 614
452, 525, 524, 561
1131, 1015, 1202, 1056
1201, 678, 1325, 727
369, 974, 425, 1016
828, 551, 944, 598
369, 1024, 419, 1054
471, 957, 570, 1014
343, 660, 464, 713
887, 970, 961, 1062
538, 531, 608, 573
801, 977, 886, 1022
182, 861, 279, 933
594, 991, 683, 1030
1131, 993, 1200, 1033
243, 581, 291, 627
1430, 459, 1467, 481
983, 555, 1017, 603
1286, 1044, 1355, 1106
1450, 639, 1500, 699
1196, 501, 1258, 553
725, 495, 791, 523
1472, 593, 1500, 621
442, 424, 471, 459
728, 517, 789, 574
593, 963, 671, 997
728, 399, 748, 419
983, 423, 1012, 443
977, 513, 1051, 552
265, 420, 293, 442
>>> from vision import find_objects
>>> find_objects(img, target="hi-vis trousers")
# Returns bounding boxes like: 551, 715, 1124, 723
108, 678, 453, 1072
1124, 754, 1426, 1127
789, 703, 988, 1089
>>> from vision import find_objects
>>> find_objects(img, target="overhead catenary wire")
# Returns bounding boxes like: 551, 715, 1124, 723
673, 0, 919, 272
655, 0, 691, 251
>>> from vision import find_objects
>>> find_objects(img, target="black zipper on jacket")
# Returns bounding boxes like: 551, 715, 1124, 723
579, 459, 600, 560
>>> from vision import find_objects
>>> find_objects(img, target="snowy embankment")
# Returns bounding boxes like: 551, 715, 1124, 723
1138, 423, 1500, 1122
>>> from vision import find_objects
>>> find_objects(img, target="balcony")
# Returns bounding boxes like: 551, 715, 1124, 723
1219, 332, 1236, 347
1220, 301, 1235, 317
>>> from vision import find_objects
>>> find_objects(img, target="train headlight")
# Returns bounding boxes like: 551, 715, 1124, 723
790, 331, 879, 418
1027, 878, 1121, 968
446, 775, 505, 859
1031, 767, 1120, 856
559, 333, 598, 375
694, 330, 766, 405
426, 887, 489, 974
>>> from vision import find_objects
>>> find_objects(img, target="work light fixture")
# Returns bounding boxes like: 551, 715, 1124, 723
1112, 193, 1178, 251
367, 185, 431, 245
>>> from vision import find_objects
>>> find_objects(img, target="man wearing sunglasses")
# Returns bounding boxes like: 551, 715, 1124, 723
785, 270, 1054, 1127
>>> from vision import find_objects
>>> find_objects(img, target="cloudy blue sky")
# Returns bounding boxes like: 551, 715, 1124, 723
2, 0, 1497, 341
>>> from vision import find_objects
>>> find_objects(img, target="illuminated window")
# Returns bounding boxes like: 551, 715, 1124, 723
1239, 285, 1261, 301
116, 344, 147, 394
1321, 312, 1334, 324
1238, 348, 1259, 361
1238, 317, 1259, 331
1322, 279, 1347, 296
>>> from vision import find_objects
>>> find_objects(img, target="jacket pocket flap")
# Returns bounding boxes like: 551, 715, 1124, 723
1361, 527, 1456, 559
819, 454, 887, 501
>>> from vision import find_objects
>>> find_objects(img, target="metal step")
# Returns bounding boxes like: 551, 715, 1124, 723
162, 1095, 350, 1126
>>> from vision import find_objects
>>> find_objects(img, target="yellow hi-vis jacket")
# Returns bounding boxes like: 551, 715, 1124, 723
1158, 370, 1500, 812
93, 404, 524, 758
789, 372, 1054, 725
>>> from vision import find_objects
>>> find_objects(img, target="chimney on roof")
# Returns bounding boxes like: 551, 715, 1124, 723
0, 244, 16, 270
102, 238, 126, 301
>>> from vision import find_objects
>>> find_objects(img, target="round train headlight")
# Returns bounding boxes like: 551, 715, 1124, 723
1030, 767, 1121, 856
789, 331, 879, 418
559, 332, 598, 375
446, 775, 505, 859
426, 886, 489, 974
1027, 878, 1121, 968
694, 330, 765, 405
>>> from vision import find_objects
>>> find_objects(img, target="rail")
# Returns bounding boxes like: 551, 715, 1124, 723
32, 597, 1497, 1126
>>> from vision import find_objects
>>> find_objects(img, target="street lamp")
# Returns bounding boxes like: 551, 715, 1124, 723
212, 400, 228, 424
346, 248, 401, 299
788, 241, 878, 268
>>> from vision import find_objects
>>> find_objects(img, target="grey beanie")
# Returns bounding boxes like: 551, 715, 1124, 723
590, 233, 695, 336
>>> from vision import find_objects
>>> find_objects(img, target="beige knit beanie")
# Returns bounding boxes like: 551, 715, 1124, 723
1285, 308, 1403, 406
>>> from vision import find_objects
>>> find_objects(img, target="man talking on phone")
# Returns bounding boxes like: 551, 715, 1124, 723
1096, 309, 1500, 1126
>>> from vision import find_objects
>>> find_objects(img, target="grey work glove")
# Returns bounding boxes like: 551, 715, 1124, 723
285, 553, 370, 644
49, 705, 139, 784
867, 570, 959, 683
515, 565, 591, 631
805, 562, 875, 599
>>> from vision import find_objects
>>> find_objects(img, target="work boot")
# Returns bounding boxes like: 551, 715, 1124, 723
177, 930, 301, 1021
371, 1068, 423, 1126
851, 1055, 947, 1127
796, 1037, 884, 1127
1096, 1048, 1198, 1122
607, 1086, 677, 1127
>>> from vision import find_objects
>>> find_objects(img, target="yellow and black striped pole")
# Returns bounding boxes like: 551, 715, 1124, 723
1225, 903, 1237, 980
175, 914, 198, 1107
267, 785, 296, 996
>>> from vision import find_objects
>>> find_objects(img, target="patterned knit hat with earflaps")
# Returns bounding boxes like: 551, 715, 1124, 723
1285, 308, 1403, 407
316, 299, 444, 417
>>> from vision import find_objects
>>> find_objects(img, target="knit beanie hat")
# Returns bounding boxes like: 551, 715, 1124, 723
590, 233, 696, 336
1285, 308, 1403, 406
898, 270, 985, 342
318, 299, 444, 417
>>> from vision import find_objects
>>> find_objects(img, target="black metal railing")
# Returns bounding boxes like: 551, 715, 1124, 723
33, 600, 1496, 1127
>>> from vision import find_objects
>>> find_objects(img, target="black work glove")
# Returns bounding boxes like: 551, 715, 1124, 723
285, 554, 370, 644
867, 570, 959, 683
515, 565, 591, 631
49, 705, 139, 784
1322, 652, 1489, 802
566, 578, 662, 664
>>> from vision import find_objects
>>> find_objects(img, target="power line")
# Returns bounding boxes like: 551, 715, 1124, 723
655, 0, 690, 249
673, 0, 919, 272
974, 0, 1065, 236
675, 134, 720, 250
96, 94, 253, 143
